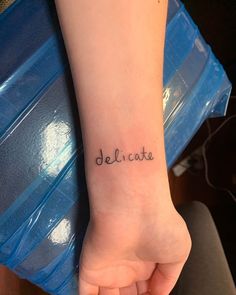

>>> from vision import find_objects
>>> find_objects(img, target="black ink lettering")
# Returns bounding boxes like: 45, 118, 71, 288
128, 153, 134, 161
114, 149, 121, 162
96, 149, 103, 165
95, 147, 154, 166
105, 156, 112, 164
148, 152, 154, 160
135, 153, 140, 160
141, 146, 148, 160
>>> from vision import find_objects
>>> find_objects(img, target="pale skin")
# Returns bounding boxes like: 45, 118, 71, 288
55, 1, 191, 294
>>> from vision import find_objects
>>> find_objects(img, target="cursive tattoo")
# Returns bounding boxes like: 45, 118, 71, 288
95, 146, 154, 166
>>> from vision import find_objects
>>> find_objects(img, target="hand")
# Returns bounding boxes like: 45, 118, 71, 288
78, 202, 191, 295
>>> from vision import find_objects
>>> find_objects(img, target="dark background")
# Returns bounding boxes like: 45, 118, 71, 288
170, 0, 236, 285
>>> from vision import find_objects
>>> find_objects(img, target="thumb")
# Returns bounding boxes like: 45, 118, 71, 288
149, 262, 184, 295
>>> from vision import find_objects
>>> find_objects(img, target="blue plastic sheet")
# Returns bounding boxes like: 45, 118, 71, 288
0, 0, 231, 294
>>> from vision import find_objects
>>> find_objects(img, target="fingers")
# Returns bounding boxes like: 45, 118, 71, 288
78, 278, 153, 295
136, 280, 150, 294
149, 262, 184, 295
78, 276, 120, 295
120, 283, 138, 295
78, 262, 183, 295
119, 280, 152, 295
98, 282, 150, 295
99, 287, 120, 295
78, 276, 99, 295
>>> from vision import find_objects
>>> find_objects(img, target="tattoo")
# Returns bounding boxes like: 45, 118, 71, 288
95, 146, 154, 166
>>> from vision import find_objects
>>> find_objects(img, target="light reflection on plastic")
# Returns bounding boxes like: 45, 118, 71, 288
195, 38, 205, 53
163, 87, 171, 110
0, 75, 13, 92
205, 100, 210, 107
42, 122, 72, 176
49, 218, 71, 245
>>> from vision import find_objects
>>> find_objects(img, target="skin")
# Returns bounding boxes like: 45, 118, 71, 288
55, 1, 191, 294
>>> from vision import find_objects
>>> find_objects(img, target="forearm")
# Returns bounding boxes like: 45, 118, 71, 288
55, 0, 172, 215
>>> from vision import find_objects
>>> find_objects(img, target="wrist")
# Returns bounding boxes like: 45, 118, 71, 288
83, 142, 173, 217
86, 164, 173, 218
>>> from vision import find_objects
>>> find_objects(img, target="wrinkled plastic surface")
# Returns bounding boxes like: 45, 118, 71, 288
0, 0, 231, 294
